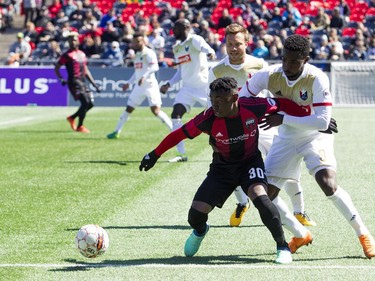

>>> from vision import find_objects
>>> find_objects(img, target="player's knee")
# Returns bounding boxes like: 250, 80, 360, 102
188, 208, 208, 230
315, 169, 337, 196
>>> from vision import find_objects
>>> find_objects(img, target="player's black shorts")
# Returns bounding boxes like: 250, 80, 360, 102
192, 157, 268, 209
68, 79, 94, 102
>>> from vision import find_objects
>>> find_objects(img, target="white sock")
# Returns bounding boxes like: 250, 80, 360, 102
327, 186, 369, 236
157, 110, 173, 130
284, 181, 304, 214
115, 111, 130, 133
172, 118, 185, 154
234, 187, 249, 206
273, 196, 308, 238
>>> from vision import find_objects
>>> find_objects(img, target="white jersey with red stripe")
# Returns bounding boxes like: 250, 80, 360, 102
238, 63, 332, 140
132, 46, 159, 83
173, 34, 215, 88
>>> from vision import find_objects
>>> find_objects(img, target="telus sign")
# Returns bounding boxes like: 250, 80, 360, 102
0, 67, 68, 106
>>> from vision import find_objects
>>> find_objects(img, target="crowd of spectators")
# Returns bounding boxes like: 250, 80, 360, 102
5, 0, 375, 66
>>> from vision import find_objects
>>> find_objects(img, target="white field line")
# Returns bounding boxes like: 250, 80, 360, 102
0, 117, 35, 126
1, 263, 375, 269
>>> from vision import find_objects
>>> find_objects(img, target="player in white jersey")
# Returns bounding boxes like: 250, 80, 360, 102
160, 19, 216, 162
208, 24, 315, 228
239, 34, 375, 258
107, 33, 172, 139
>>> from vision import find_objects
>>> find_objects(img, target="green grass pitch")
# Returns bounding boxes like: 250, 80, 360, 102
0, 106, 374, 280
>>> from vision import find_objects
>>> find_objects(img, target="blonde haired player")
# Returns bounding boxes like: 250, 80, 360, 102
208, 23, 315, 228
160, 19, 216, 162
107, 33, 172, 139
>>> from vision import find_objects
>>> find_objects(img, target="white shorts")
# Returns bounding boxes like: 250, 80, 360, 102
174, 85, 208, 112
127, 80, 162, 108
258, 126, 278, 156
265, 133, 337, 188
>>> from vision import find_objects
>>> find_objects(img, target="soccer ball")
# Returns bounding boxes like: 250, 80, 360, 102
75, 224, 109, 258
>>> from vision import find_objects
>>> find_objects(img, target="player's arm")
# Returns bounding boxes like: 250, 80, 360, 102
160, 66, 181, 93
84, 65, 100, 92
54, 62, 67, 85
140, 119, 202, 171
238, 69, 269, 98
281, 76, 332, 131
258, 98, 310, 130
192, 35, 216, 59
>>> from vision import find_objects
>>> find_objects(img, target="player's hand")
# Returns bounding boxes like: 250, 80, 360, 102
319, 118, 338, 134
259, 113, 284, 130
60, 78, 67, 86
138, 77, 145, 86
208, 53, 216, 60
94, 84, 101, 93
139, 150, 160, 171
122, 83, 129, 91
160, 83, 170, 94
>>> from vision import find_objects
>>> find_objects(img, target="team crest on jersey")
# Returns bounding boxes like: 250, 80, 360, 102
300, 90, 308, 100
185, 45, 189, 51
177, 54, 192, 64
266, 98, 276, 106
275, 90, 282, 96
245, 118, 256, 130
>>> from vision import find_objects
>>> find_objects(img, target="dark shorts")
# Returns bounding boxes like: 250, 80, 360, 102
68, 79, 94, 102
193, 157, 268, 209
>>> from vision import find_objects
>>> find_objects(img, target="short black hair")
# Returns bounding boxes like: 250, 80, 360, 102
133, 32, 144, 39
284, 34, 310, 57
173, 19, 190, 28
210, 77, 237, 95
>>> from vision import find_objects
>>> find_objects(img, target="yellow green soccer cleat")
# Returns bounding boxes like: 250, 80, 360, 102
294, 212, 317, 226
230, 200, 250, 227
107, 131, 120, 139
184, 225, 209, 257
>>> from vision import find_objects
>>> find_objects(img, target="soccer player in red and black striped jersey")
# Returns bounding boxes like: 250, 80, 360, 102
140, 77, 310, 264
54, 32, 100, 133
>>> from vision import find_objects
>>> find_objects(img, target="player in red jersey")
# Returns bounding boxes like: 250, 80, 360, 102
140, 77, 310, 264
54, 32, 100, 133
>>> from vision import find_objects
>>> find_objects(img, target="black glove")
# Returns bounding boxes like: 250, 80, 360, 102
94, 84, 101, 93
319, 118, 338, 134
60, 78, 67, 86
139, 150, 160, 171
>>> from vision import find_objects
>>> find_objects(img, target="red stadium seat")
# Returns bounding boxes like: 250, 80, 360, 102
341, 27, 357, 37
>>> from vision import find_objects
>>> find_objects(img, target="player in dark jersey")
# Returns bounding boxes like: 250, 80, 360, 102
54, 32, 100, 133
140, 77, 310, 264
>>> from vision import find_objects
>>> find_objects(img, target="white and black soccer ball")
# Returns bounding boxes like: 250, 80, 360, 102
75, 224, 109, 258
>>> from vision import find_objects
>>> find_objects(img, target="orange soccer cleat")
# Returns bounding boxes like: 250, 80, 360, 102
76, 125, 90, 133
288, 230, 313, 254
66, 116, 77, 131
359, 233, 375, 259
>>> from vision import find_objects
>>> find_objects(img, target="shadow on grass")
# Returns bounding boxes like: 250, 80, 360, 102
66, 224, 264, 232
50, 254, 271, 272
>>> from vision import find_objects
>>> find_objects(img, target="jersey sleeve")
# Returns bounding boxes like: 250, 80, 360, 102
154, 128, 188, 156
57, 53, 67, 65
283, 74, 332, 130
238, 69, 269, 98
191, 35, 215, 55
154, 116, 203, 156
